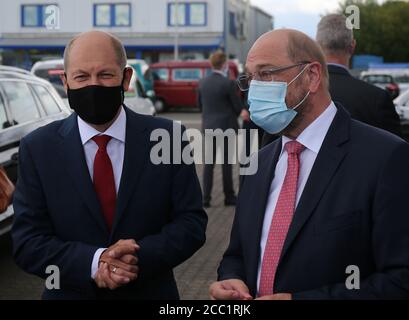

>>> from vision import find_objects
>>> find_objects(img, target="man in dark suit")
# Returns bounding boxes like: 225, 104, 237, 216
197, 51, 244, 207
262, 14, 401, 147
210, 29, 409, 300
12, 31, 207, 300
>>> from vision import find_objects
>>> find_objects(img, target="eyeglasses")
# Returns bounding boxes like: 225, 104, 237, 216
237, 61, 311, 91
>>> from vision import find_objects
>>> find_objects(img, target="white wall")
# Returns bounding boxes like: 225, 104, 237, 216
0, 0, 224, 34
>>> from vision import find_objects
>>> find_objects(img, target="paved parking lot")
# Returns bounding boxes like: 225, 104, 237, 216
0, 111, 238, 300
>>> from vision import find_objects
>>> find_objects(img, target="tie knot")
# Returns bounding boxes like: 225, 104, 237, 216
92, 135, 112, 149
285, 140, 305, 155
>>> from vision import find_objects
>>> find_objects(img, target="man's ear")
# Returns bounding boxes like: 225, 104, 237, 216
307, 62, 322, 94
122, 67, 133, 92
349, 39, 356, 56
60, 73, 68, 91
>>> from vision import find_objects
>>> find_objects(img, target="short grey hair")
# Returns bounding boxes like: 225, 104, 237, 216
316, 14, 354, 55
63, 31, 127, 70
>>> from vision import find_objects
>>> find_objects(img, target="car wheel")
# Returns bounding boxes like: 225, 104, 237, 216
154, 99, 167, 113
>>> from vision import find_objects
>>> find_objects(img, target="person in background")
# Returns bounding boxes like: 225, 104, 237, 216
262, 14, 401, 147
198, 50, 245, 208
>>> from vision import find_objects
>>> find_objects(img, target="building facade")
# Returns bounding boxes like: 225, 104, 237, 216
0, 0, 273, 69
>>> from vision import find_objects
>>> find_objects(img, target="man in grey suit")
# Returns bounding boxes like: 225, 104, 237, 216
198, 51, 244, 208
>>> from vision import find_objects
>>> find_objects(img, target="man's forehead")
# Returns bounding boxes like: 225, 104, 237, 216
246, 54, 290, 71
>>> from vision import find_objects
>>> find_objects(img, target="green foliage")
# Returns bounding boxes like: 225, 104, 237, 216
338, 0, 409, 61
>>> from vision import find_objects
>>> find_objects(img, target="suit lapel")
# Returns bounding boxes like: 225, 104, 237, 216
279, 104, 351, 261
57, 113, 109, 234
247, 138, 282, 295
110, 108, 149, 236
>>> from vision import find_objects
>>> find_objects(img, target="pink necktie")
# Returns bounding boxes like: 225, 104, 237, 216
259, 140, 305, 297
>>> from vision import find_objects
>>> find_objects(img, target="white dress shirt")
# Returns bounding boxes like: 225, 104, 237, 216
256, 102, 338, 292
77, 107, 127, 279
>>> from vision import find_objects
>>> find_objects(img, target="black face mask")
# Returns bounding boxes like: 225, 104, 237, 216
66, 71, 125, 125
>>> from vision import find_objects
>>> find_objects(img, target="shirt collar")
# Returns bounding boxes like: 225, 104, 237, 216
77, 106, 127, 145
282, 101, 337, 154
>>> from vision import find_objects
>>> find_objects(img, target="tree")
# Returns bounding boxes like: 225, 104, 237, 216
338, 0, 409, 62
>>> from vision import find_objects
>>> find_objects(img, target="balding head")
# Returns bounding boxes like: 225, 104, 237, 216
63, 31, 127, 71
247, 29, 329, 90
61, 30, 132, 93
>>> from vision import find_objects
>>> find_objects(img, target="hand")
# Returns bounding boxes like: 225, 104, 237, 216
209, 279, 253, 300
255, 293, 292, 300
95, 239, 139, 289
240, 109, 250, 122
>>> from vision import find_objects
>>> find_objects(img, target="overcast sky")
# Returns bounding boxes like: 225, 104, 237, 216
250, 0, 345, 37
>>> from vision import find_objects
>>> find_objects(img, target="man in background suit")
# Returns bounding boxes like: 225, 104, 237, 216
12, 31, 207, 299
262, 14, 401, 147
210, 29, 409, 300
197, 51, 244, 207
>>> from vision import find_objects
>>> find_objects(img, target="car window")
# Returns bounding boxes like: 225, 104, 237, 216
1, 81, 40, 125
0, 93, 9, 129
364, 75, 393, 84
32, 84, 61, 115
152, 68, 169, 81
172, 68, 202, 81
395, 75, 409, 83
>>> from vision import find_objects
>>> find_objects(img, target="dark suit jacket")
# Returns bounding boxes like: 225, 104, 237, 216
261, 64, 402, 146
198, 72, 243, 131
12, 106, 207, 300
218, 104, 409, 299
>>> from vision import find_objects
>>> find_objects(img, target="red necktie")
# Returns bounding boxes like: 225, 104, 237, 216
92, 135, 116, 230
259, 140, 305, 296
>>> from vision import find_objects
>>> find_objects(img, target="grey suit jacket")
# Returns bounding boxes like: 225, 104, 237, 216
197, 72, 243, 131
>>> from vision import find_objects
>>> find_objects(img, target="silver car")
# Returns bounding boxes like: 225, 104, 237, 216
0, 66, 71, 236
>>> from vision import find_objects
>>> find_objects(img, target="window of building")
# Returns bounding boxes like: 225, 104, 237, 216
94, 3, 131, 27
229, 11, 237, 37
168, 2, 207, 26
21, 4, 58, 27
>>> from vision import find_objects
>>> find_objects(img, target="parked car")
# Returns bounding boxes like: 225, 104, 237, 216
361, 71, 400, 99
394, 74, 409, 94
0, 66, 71, 236
150, 60, 239, 112
31, 59, 66, 100
125, 66, 156, 116
395, 89, 409, 124
127, 59, 155, 97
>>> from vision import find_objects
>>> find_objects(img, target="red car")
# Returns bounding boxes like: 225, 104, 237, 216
151, 60, 239, 112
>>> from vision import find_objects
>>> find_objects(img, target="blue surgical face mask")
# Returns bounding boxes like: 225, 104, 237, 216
248, 65, 310, 134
